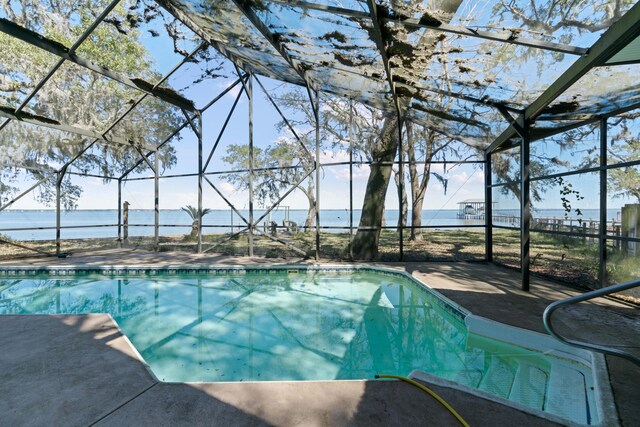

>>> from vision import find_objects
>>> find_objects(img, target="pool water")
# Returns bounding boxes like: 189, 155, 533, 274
0, 270, 469, 382
0, 268, 602, 424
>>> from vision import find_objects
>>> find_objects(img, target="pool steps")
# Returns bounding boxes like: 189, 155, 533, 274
459, 314, 616, 426
546, 364, 589, 424
454, 348, 591, 423
478, 356, 516, 398
509, 362, 548, 410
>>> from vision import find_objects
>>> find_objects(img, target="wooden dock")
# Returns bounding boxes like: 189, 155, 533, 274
457, 213, 623, 239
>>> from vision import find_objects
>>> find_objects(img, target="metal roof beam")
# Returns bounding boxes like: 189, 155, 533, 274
400, 18, 588, 56
269, 0, 587, 56
0, 0, 122, 134
155, 0, 308, 88
0, 108, 155, 151
0, 18, 197, 112
396, 82, 523, 113
525, 100, 640, 142
496, 106, 525, 137
486, 1, 640, 154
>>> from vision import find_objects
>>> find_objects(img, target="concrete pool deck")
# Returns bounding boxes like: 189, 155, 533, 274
0, 249, 638, 426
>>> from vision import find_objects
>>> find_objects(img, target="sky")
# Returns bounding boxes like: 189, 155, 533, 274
3, 3, 636, 213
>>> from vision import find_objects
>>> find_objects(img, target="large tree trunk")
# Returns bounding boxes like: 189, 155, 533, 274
352, 116, 399, 260
408, 127, 432, 241
410, 178, 428, 240
394, 167, 408, 231
303, 177, 316, 231
304, 203, 316, 232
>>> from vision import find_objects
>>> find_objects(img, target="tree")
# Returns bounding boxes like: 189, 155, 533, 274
222, 135, 317, 230
181, 205, 212, 240
606, 113, 640, 202
610, 165, 640, 203
0, 0, 223, 208
402, 123, 471, 240
350, 114, 400, 259
491, 121, 604, 214
346, 0, 637, 258
350, 0, 471, 259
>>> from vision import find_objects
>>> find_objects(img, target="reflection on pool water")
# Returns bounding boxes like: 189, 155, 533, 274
0, 267, 605, 425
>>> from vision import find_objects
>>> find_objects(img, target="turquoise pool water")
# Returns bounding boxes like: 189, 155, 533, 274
0, 269, 469, 382
0, 267, 601, 424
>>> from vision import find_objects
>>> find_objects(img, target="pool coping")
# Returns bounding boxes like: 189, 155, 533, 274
0, 263, 617, 426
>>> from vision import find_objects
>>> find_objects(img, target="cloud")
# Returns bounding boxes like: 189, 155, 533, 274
449, 169, 484, 185
217, 80, 243, 101
329, 166, 369, 182
320, 151, 369, 182
218, 182, 236, 194
320, 149, 349, 163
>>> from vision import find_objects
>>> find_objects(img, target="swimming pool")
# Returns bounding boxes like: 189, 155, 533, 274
0, 265, 613, 425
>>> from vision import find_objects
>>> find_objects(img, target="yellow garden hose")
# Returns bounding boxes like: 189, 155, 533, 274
375, 374, 470, 427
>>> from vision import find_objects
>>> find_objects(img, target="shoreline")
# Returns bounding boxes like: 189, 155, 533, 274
1, 229, 637, 303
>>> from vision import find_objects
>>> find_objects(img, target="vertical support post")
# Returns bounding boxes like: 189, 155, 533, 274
398, 114, 404, 261
197, 111, 203, 253
123, 201, 129, 243
599, 117, 608, 288
349, 100, 354, 260
154, 150, 160, 251
520, 115, 531, 292
56, 173, 61, 256
248, 74, 254, 257
117, 178, 122, 248
314, 90, 320, 260
55, 169, 66, 256
485, 152, 493, 262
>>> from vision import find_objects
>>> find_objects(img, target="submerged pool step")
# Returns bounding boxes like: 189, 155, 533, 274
545, 364, 589, 425
478, 356, 516, 398
453, 369, 483, 388
475, 355, 551, 411
463, 316, 604, 425
508, 362, 549, 410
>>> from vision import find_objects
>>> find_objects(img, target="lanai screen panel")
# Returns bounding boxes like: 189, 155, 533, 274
535, 63, 640, 124
158, 0, 305, 84
0, 0, 636, 151
0, 34, 60, 110
20, 61, 142, 133
258, 2, 397, 108
160, 0, 634, 149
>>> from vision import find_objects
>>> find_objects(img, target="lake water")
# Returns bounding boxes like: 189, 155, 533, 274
0, 208, 618, 241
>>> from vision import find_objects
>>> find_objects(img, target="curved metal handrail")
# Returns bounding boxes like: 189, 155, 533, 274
543, 278, 640, 367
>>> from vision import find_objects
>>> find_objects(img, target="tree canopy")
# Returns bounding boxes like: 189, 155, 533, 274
0, 0, 223, 208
